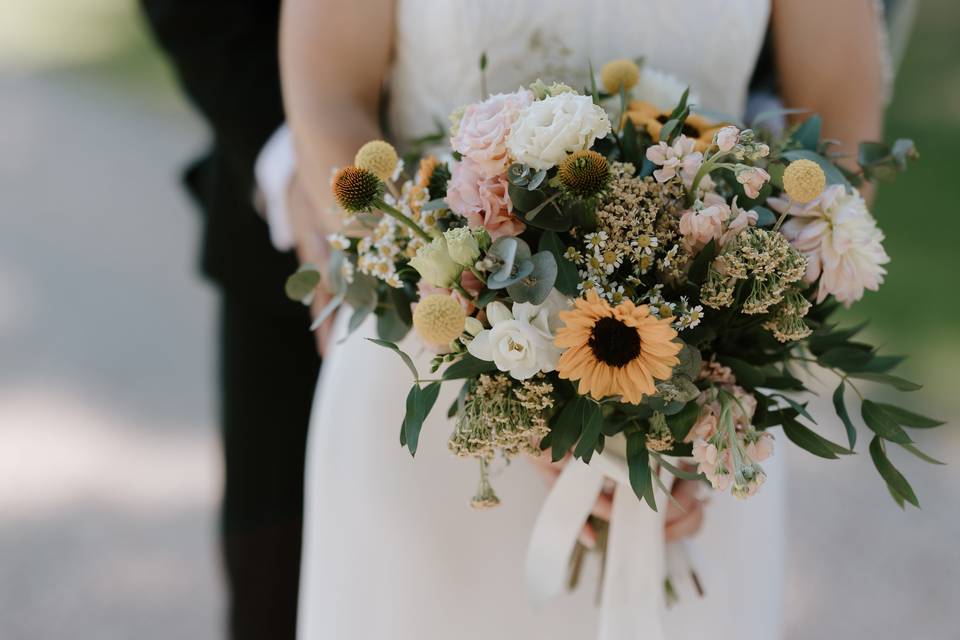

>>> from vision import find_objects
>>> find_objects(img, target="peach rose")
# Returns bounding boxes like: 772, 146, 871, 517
445, 158, 525, 240
450, 89, 533, 177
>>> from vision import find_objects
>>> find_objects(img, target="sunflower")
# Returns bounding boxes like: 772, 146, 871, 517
554, 290, 682, 404
625, 100, 718, 152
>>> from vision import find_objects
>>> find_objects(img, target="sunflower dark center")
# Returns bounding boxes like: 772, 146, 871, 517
588, 317, 642, 368
656, 114, 701, 138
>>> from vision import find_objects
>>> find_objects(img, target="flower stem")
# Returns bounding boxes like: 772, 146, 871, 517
452, 280, 476, 304
374, 198, 433, 243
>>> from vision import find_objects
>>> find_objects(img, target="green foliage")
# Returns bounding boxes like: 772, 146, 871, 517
507, 251, 558, 304
832, 382, 858, 449
626, 432, 657, 510
441, 354, 497, 380
284, 265, 321, 304
781, 416, 853, 459
790, 114, 821, 151
848, 372, 923, 391
861, 399, 913, 444
869, 436, 919, 508
872, 403, 944, 428
538, 231, 579, 296
401, 382, 442, 456
366, 338, 418, 380
550, 396, 592, 462
665, 401, 699, 442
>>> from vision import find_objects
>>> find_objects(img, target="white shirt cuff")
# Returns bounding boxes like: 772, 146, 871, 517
254, 124, 296, 252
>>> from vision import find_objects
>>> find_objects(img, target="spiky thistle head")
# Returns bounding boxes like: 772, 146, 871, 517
332, 166, 383, 212
557, 150, 610, 198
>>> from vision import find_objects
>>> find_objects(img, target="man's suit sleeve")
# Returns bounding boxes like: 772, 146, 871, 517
139, 0, 285, 181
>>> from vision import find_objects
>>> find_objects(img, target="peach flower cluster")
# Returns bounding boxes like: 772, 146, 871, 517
686, 363, 773, 498
447, 89, 533, 240
678, 193, 758, 252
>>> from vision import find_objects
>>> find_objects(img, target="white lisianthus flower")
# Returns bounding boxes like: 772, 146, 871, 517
633, 67, 700, 111
506, 93, 612, 170
409, 237, 462, 288
466, 289, 571, 379
771, 185, 890, 307
443, 227, 481, 267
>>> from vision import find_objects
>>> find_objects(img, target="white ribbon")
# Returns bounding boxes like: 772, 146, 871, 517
526, 448, 681, 640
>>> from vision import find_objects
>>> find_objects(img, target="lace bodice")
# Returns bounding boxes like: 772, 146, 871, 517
387, 0, 770, 145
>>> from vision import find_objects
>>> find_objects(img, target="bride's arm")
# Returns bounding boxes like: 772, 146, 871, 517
772, 0, 885, 175
279, 0, 395, 233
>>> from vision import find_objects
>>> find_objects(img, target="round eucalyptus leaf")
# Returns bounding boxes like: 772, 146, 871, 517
507, 251, 558, 304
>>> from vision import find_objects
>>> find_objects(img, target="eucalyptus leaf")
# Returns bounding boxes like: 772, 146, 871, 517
848, 372, 922, 392
551, 397, 589, 462
284, 266, 321, 304
869, 436, 919, 507
861, 400, 913, 444
376, 305, 411, 343
442, 354, 497, 380
651, 453, 704, 481
527, 169, 548, 190
791, 114, 821, 151
781, 417, 852, 459
626, 432, 657, 511
665, 400, 700, 442
573, 406, 604, 463
310, 293, 345, 331
898, 442, 946, 466
817, 346, 874, 371
832, 381, 857, 449
507, 251, 558, 304
718, 356, 766, 388
366, 338, 419, 380
872, 403, 944, 429
402, 382, 442, 456
752, 206, 777, 228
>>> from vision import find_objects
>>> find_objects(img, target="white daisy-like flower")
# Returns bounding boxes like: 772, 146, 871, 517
584, 231, 608, 251
327, 233, 350, 251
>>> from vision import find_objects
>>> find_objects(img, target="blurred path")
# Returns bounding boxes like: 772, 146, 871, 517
0, 67, 221, 639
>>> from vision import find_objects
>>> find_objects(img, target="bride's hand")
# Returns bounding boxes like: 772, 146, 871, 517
288, 171, 336, 356
527, 453, 704, 547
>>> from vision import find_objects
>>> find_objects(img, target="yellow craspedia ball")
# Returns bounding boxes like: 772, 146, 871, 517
600, 59, 640, 95
413, 295, 466, 346
355, 140, 399, 181
782, 159, 826, 203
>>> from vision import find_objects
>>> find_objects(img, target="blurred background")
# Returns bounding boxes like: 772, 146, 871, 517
0, 1, 957, 638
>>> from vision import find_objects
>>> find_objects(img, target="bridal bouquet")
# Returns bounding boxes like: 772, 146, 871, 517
287, 58, 942, 511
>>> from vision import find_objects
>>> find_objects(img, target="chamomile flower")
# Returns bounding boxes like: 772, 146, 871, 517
328, 233, 350, 251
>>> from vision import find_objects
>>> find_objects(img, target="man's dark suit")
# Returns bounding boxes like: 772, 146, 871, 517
139, 2, 319, 638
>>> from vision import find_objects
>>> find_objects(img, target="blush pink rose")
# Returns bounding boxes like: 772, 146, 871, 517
450, 89, 534, 176
446, 158, 525, 240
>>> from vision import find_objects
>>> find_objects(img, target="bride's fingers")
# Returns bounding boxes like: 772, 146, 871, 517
591, 490, 613, 522
579, 521, 597, 549
665, 478, 702, 525
664, 500, 704, 542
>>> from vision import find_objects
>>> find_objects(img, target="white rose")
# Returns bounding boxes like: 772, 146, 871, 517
442, 227, 481, 267
409, 237, 462, 288
506, 93, 612, 170
466, 290, 570, 379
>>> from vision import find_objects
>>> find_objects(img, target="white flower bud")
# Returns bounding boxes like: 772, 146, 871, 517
443, 227, 481, 267
409, 237, 462, 288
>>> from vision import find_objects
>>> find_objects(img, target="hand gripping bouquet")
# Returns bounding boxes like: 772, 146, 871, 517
287, 58, 942, 516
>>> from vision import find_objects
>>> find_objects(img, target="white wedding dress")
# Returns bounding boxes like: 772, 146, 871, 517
299, 1, 783, 638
